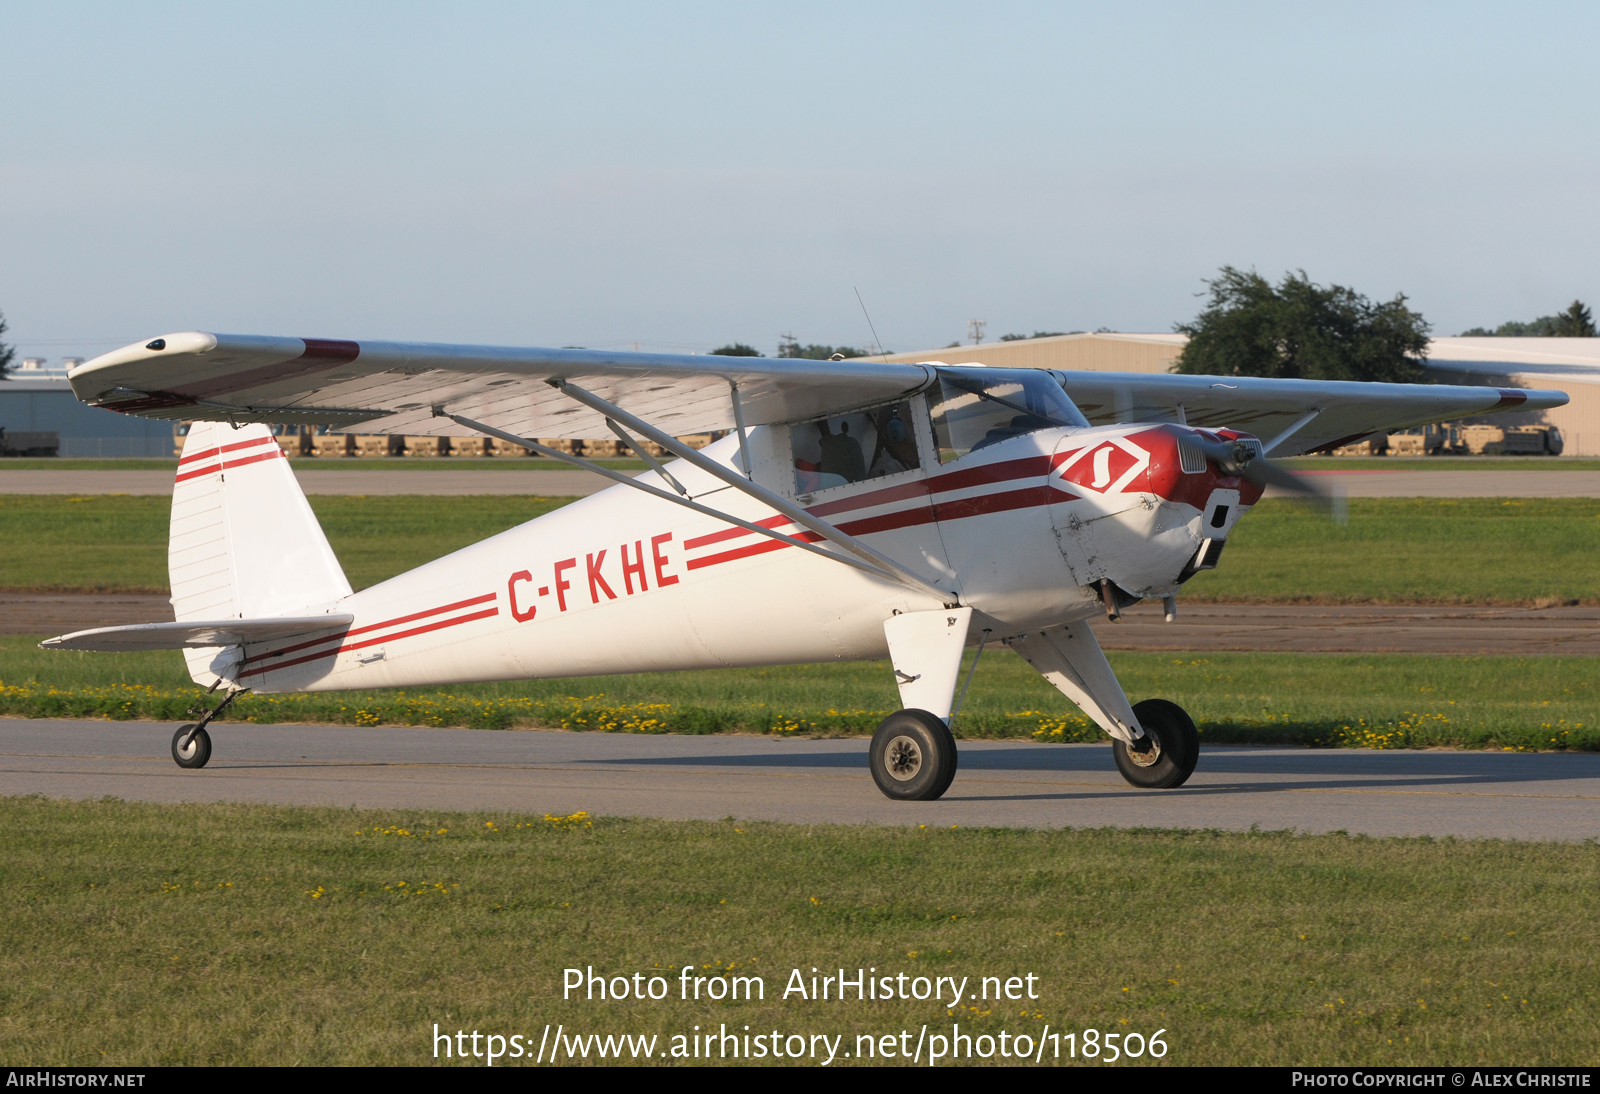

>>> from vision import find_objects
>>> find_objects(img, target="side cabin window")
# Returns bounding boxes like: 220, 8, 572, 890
792, 400, 921, 495
928, 367, 1090, 463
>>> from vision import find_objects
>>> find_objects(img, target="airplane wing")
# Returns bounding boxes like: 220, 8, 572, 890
71, 333, 1566, 451
1049, 370, 1568, 455
67, 332, 934, 438
40, 616, 354, 653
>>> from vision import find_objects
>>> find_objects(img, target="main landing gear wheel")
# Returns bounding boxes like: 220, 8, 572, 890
870, 709, 958, 801
171, 724, 212, 769
1113, 699, 1198, 790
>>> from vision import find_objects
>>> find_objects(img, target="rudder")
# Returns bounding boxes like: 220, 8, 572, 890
170, 423, 352, 684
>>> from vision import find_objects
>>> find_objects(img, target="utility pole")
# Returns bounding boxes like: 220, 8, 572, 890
967, 319, 986, 345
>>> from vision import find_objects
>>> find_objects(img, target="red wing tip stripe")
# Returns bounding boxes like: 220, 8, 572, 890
1493, 389, 1529, 409
300, 338, 361, 362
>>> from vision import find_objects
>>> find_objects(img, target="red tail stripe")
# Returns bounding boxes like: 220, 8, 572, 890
174, 462, 224, 483
177, 433, 276, 466
241, 607, 497, 678
174, 446, 286, 483
242, 592, 498, 666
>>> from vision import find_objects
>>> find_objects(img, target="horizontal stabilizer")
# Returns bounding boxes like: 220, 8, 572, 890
40, 616, 354, 653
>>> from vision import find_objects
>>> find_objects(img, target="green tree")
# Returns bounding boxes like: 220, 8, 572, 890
709, 343, 763, 357
1174, 267, 1430, 383
776, 336, 870, 360
1553, 300, 1596, 337
999, 330, 1072, 341
0, 309, 15, 378
1459, 300, 1594, 337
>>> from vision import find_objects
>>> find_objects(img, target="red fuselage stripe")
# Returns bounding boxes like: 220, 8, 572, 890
683, 454, 1055, 553
241, 607, 498, 678
241, 592, 498, 667
685, 483, 1076, 572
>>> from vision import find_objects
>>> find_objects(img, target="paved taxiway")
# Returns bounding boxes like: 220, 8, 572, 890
4, 467, 1600, 497
3, 719, 1595, 840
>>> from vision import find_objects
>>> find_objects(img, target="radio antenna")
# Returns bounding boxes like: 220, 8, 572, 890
854, 286, 890, 362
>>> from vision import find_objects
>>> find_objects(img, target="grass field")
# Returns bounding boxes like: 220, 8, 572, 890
6, 637, 1593, 751
2, 493, 1596, 603
0, 495, 572, 592
0, 796, 1592, 1066
1279, 457, 1600, 471
1181, 497, 1600, 605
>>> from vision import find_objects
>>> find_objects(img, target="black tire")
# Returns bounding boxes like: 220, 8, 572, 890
1112, 699, 1198, 789
869, 709, 958, 801
171, 725, 212, 769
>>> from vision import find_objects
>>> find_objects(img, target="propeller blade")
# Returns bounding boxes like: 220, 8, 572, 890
1238, 458, 1348, 524
1183, 434, 1348, 524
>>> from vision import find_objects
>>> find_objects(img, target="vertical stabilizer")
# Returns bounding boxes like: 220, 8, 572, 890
170, 423, 352, 685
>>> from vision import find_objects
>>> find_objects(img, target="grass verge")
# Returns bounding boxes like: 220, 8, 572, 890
6, 638, 1595, 751
3, 495, 1596, 603
0, 494, 573, 592
0, 797, 1593, 1066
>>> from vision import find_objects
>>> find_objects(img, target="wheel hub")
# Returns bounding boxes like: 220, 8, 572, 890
1125, 733, 1161, 767
885, 735, 923, 781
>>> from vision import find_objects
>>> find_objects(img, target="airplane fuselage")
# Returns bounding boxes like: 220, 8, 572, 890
231, 419, 1262, 694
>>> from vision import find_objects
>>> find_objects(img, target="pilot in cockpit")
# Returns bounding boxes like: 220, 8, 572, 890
817, 420, 867, 483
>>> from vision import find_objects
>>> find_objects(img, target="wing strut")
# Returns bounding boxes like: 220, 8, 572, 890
435, 409, 932, 592
728, 380, 753, 481
604, 418, 687, 495
1262, 408, 1323, 455
547, 379, 958, 603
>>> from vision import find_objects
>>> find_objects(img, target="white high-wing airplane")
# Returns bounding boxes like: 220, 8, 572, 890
43, 333, 1567, 800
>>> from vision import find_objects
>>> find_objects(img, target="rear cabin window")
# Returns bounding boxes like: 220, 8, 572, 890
792, 401, 921, 494
928, 367, 1090, 463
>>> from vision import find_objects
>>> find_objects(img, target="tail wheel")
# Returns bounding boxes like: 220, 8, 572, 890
869, 709, 958, 801
171, 725, 212, 769
1112, 699, 1198, 789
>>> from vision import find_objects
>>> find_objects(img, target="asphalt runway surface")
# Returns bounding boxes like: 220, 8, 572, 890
4, 467, 1600, 497
3, 718, 1595, 840
9, 592, 1598, 654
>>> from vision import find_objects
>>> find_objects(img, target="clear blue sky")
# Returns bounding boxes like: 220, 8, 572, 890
4, 1, 1597, 361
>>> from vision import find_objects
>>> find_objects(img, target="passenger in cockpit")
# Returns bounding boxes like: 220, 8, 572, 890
818, 420, 867, 483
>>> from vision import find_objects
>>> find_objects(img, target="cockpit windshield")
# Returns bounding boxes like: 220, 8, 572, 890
928, 367, 1090, 463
